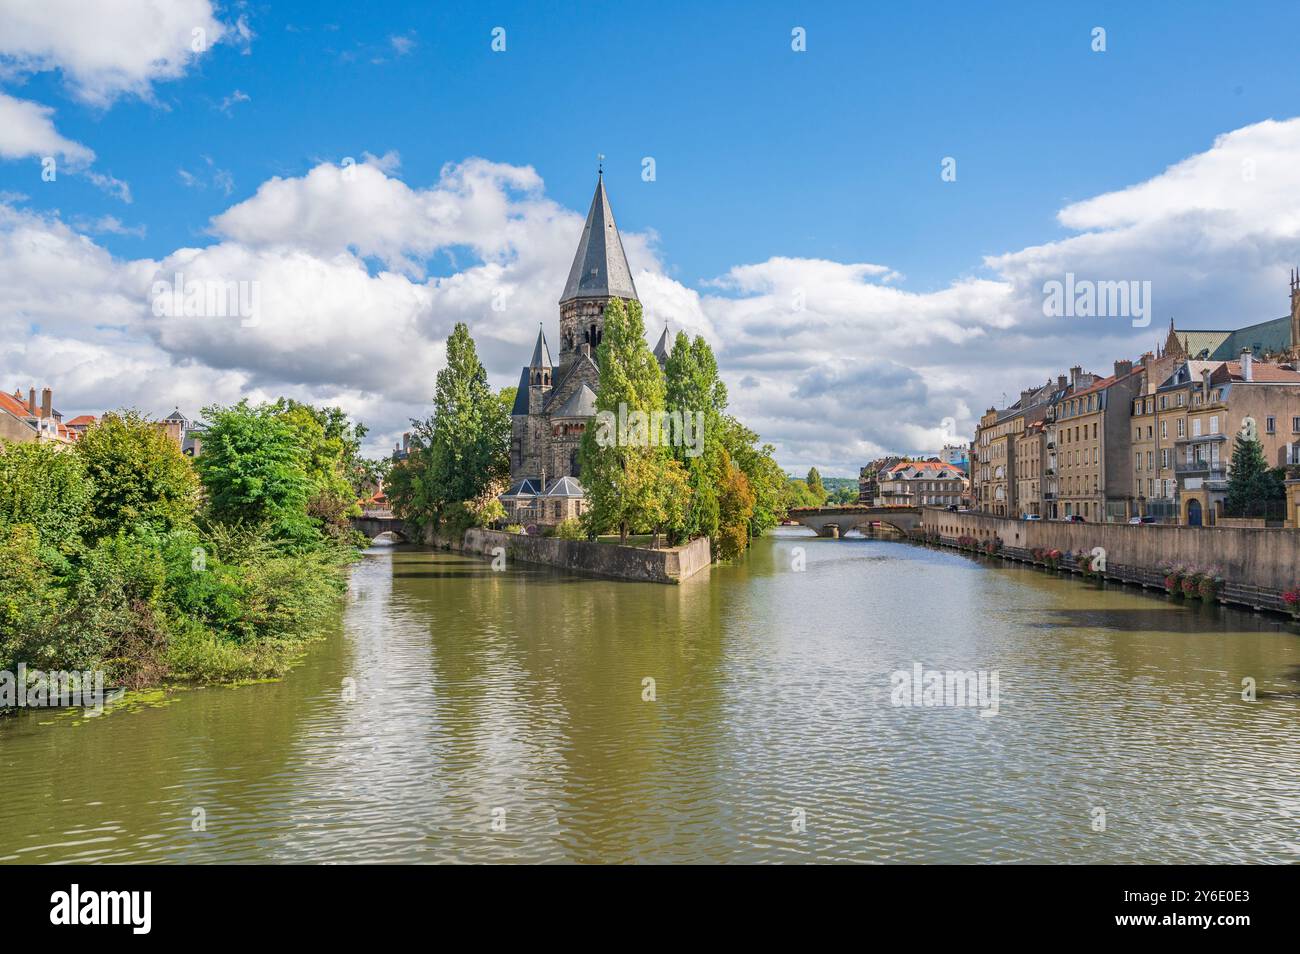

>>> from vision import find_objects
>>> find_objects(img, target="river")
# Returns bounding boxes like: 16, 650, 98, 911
1, 528, 1296, 863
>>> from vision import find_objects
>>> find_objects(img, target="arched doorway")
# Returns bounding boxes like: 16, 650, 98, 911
1186, 499, 1202, 527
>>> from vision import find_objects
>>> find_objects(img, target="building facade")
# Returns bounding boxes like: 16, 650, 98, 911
502, 173, 654, 527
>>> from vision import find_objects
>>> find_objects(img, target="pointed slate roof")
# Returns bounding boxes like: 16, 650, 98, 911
529, 325, 553, 368
652, 325, 671, 364
560, 174, 638, 304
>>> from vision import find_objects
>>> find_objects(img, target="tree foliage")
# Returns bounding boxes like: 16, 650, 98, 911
1225, 434, 1285, 517
75, 411, 200, 542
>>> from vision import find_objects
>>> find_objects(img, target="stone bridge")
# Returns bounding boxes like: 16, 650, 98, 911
352, 509, 411, 543
786, 505, 923, 538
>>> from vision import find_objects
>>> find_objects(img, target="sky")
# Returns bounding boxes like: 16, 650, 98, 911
3, 0, 1300, 475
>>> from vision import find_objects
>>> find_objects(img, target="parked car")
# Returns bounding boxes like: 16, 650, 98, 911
1065, 514, 1087, 522
1128, 515, 1158, 524
1021, 513, 1042, 521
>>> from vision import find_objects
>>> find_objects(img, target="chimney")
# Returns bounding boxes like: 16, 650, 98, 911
1114, 359, 1133, 378
1240, 348, 1253, 382
1070, 365, 1082, 386
1201, 367, 1211, 395
1020, 389, 1034, 406
402, 432, 410, 452
27, 387, 36, 415
1057, 374, 1068, 390
40, 387, 51, 420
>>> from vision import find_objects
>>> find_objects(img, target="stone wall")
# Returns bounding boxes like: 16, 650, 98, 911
920, 507, 1300, 606
460, 528, 711, 584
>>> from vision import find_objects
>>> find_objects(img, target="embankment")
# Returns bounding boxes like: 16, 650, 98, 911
919, 508, 1299, 614
449, 528, 711, 584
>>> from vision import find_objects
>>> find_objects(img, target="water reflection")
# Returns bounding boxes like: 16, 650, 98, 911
1, 530, 1296, 863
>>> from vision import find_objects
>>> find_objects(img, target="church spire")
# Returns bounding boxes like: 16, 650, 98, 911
529, 323, 553, 371
560, 174, 638, 304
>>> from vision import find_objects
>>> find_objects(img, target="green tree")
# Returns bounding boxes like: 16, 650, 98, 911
806, 467, 827, 505
75, 411, 200, 542
716, 450, 755, 560
1225, 433, 1284, 517
663, 331, 728, 543
580, 298, 677, 543
0, 440, 92, 556
196, 401, 314, 542
390, 324, 510, 529
719, 416, 787, 537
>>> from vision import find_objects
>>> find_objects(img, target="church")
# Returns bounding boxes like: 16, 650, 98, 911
500, 172, 671, 528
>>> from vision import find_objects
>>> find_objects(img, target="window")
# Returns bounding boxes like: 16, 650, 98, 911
1159, 396, 1167, 410
1160, 420, 1167, 440
1177, 418, 1185, 437
1294, 417, 1300, 433
1266, 416, 1276, 434
1192, 419, 1202, 437
1209, 416, 1219, 435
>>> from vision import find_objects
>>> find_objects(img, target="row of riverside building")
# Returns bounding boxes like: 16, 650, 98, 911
0, 386, 204, 455
971, 275, 1300, 526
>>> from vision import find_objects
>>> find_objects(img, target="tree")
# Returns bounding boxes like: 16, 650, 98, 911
0, 440, 92, 556
716, 450, 755, 560
663, 331, 727, 543
580, 298, 678, 543
390, 324, 510, 529
719, 416, 787, 537
806, 467, 827, 505
75, 412, 200, 541
196, 401, 314, 542
1225, 433, 1284, 517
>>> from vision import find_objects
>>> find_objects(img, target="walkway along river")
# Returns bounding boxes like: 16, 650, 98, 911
0, 528, 1296, 863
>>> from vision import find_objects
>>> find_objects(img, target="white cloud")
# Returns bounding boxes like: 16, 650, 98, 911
0, 91, 93, 163
0, 0, 230, 106
7, 118, 1300, 474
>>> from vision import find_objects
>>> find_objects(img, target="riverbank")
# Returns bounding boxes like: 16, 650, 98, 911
458, 528, 711, 583
918, 508, 1300, 616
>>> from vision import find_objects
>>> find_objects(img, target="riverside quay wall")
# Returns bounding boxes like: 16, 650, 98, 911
919, 508, 1299, 613
456, 528, 712, 584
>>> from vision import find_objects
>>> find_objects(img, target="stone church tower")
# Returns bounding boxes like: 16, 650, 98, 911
502, 172, 648, 524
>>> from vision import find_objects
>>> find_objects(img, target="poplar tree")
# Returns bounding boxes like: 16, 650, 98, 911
580, 298, 684, 543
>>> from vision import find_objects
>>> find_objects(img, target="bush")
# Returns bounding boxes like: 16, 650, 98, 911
551, 518, 585, 540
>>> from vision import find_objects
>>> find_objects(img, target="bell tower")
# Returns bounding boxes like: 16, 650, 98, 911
557, 169, 639, 372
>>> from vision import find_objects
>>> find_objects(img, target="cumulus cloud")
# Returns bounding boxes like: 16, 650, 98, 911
0, 0, 230, 106
0, 91, 93, 163
8, 118, 1300, 473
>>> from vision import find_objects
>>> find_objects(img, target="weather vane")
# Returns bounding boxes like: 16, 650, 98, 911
597, 153, 605, 175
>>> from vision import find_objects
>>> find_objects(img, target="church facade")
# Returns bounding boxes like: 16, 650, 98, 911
500, 173, 669, 527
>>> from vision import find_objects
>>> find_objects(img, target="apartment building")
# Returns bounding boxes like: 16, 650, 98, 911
1053, 361, 1143, 522
1013, 421, 1047, 516
876, 459, 969, 507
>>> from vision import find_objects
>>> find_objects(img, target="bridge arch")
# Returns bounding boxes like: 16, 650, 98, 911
785, 506, 923, 539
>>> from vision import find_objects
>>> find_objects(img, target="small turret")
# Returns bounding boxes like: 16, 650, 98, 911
528, 324, 553, 415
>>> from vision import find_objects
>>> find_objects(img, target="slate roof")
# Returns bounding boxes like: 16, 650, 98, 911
1175, 316, 1292, 360
541, 476, 584, 497
560, 174, 638, 303
529, 326, 553, 369
554, 384, 597, 418
652, 326, 671, 364
502, 478, 543, 498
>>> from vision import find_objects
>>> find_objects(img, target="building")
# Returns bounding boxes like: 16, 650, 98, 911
1052, 361, 1143, 522
501, 171, 652, 527
876, 459, 968, 507
972, 377, 1064, 516
938, 443, 969, 474
1173, 353, 1300, 525
1013, 421, 1047, 516
156, 408, 205, 457
858, 456, 903, 504
0, 387, 77, 446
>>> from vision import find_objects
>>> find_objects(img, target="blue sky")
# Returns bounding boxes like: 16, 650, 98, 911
18, 0, 1300, 287
4, 0, 1300, 473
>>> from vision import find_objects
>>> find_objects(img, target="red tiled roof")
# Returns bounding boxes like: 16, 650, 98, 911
0, 390, 33, 421
1214, 361, 1300, 384
66, 415, 97, 426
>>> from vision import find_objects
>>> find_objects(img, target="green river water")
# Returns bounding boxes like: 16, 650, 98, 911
1, 528, 1296, 863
